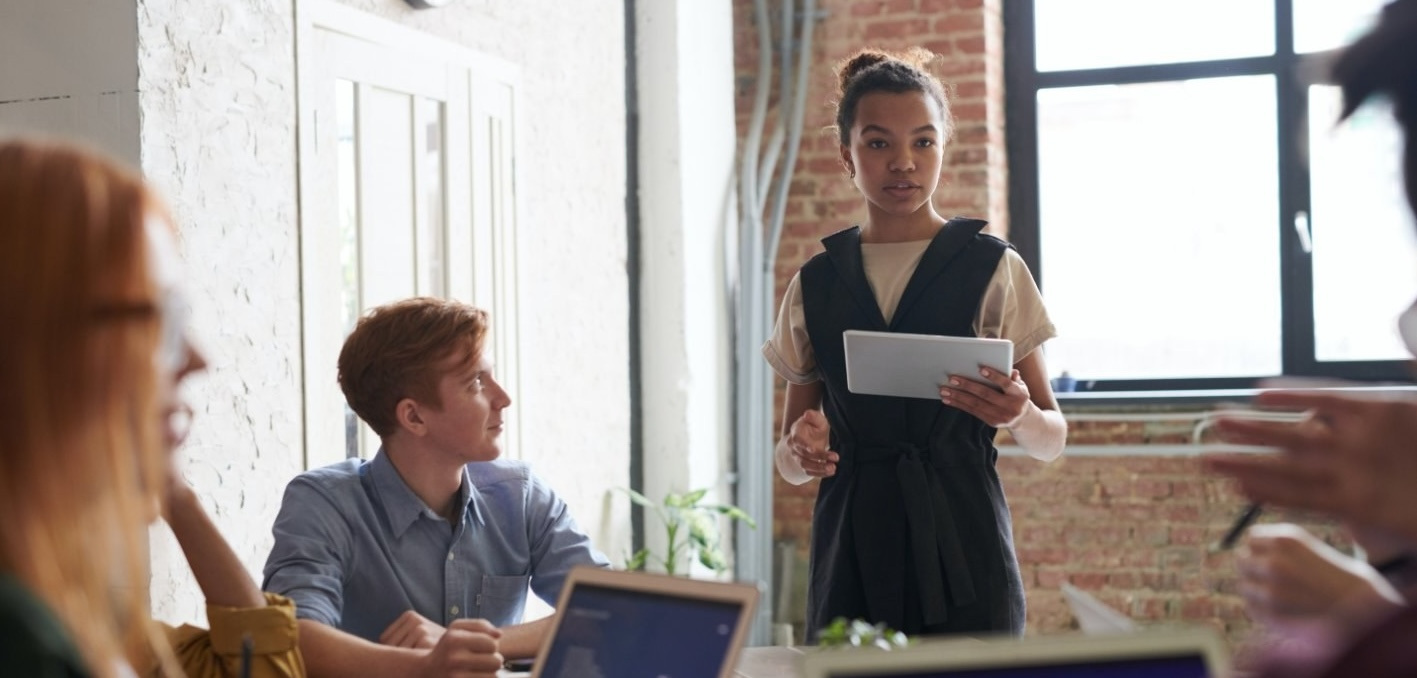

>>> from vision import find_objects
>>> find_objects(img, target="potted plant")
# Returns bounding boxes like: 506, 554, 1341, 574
621, 487, 756, 577
815, 617, 912, 650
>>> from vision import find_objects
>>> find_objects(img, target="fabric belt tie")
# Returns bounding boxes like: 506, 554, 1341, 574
857, 442, 977, 625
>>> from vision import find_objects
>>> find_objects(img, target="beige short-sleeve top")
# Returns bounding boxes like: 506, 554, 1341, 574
762, 240, 1057, 385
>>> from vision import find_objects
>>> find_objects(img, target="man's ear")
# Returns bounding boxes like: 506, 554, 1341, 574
395, 398, 427, 436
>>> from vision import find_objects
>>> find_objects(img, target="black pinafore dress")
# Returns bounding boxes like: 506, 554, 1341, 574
800, 218, 1026, 640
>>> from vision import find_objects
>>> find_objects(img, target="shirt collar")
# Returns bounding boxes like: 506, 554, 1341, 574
369, 449, 475, 539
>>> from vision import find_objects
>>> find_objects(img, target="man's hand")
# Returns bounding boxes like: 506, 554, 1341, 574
381, 610, 447, 649
786, 409, 836, 478
418, 618, 503, 678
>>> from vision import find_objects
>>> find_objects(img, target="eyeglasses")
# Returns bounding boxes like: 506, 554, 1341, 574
91, 289, 193, 373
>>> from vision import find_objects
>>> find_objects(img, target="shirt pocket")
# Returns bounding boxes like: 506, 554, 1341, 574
476, 574, 531, 624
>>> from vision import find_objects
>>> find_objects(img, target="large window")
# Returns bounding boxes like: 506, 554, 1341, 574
1006, 0, 1414, 392
297, 2, 523, 466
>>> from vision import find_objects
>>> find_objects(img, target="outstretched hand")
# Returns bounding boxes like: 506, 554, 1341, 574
787, 409, 837, 478
1204, 391, 1417, 544
939, 367, 1032, 428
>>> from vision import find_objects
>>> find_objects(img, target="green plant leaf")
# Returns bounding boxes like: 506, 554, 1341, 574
697, 545, 727, 572
688, 512, 715, 547
619, 487, 656, 508
664, 491, 684, 508
680, 488, 709, 506
623, 548, 649, 572
704, 504, 757, 528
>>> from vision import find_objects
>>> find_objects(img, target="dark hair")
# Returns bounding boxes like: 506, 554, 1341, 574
833, 47, 952, 145
1333, 0, 1417, 213
337, 297, 489, 437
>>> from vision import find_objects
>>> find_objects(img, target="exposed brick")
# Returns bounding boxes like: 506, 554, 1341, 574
954, 35, 987, 55
863, 18, 932, 40
849, 1, 885, 17
729, 0, 1344, 648
934, 13, 983, 34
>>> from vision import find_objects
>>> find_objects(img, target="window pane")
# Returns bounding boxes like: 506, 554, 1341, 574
336, 79, 362, 461
1294, 0, 1386, 54
1309, 86, 1417, 362
1035, 0, 1273, 72
416, 97, 446, 297
1038, 77, 1281, 381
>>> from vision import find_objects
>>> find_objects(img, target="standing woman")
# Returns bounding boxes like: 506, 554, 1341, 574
0, 138, 304, 677
764, 48, 1067, 640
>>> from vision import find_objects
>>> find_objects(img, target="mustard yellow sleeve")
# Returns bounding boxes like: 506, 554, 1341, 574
157, 593, 306, 678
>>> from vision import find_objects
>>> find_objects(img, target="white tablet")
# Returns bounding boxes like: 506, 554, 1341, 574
843, 329, 1013, 400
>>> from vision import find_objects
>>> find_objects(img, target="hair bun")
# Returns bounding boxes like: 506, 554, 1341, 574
837, 49, 892, 95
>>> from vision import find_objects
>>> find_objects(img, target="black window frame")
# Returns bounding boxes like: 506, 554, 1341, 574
1004, 0, 1414, 393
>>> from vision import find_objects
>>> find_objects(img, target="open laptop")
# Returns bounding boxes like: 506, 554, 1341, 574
520, 566, 760, 678
1060, 583, 1140, 635
799, 627, 1229, 678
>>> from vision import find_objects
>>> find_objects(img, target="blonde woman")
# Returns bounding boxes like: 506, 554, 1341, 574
0, 138, 304, 677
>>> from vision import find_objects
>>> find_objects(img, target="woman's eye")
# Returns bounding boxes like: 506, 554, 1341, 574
916, 138, 935, 147
867, 139, 887, 149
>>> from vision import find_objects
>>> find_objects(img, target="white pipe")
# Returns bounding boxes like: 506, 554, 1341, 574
764, 0, 817, 274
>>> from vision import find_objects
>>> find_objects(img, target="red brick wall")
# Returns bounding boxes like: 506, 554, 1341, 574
732, 0, 1343, 646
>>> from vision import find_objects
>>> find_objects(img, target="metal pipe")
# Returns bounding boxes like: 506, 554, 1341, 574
765, 0, 818, 275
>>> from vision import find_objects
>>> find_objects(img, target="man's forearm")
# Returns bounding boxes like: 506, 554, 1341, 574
299, 619, 425, 678
497, 616, 553, 659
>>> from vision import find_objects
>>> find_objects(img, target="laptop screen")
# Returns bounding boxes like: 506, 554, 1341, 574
537, 582, 746, 678
828, 653, 1210, 678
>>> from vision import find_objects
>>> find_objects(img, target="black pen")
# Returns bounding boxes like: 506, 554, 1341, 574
240, 632, 253, 678
1214, 503, 1263, 551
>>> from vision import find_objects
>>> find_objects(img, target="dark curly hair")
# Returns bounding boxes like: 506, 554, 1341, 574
833, 47, 952, 146
1333, 0, 1417, 212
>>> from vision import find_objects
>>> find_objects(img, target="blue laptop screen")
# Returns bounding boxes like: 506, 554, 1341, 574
538, 583, 744, 678
833, 654, 1209, 678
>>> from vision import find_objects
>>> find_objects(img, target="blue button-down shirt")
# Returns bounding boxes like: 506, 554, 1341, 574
262, 451, 608, 642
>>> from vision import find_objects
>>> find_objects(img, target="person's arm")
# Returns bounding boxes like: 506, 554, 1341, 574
517, 471, 607, 658
165, 484, 265, 608
299, 618, 503, 678
1003, 349, 1067, 462
156, 477, 306, 677
160, 596, 305, 678
775, 380, 833, 485
489, 617, 553, 660
938, 349, 1066, 462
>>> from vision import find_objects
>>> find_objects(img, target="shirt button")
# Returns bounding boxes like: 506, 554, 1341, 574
447, 552, 455, 561
450, 606, 460, 616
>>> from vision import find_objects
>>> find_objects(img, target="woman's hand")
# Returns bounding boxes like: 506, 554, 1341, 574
939, 367, 1033, 428
1238, 523, 1402, 627
787, 409, 837, 478
1205, 391, 1417, 544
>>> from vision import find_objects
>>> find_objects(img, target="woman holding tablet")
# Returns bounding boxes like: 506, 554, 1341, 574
763, 47, 1067, 640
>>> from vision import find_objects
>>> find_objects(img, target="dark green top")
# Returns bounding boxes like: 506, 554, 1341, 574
0, 572, 91, 677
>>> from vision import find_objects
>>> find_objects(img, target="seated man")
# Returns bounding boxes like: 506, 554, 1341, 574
263, 297, 608, 677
